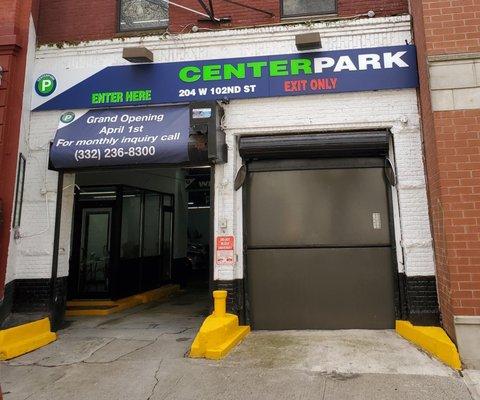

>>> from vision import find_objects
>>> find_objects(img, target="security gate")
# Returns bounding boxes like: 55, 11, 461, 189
244, 158, 396, 330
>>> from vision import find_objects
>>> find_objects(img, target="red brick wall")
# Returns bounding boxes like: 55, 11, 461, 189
0, 1, 21, 36
37, 0, 117, 44
409, 0, 454, 335
338, 0, 407, 17
37, 0, 408, 44
412, 0, 480, 338
0, 0, 32, 297
421, 0, 480, 55
434, 109, 480, 318
32, 0, 41, 28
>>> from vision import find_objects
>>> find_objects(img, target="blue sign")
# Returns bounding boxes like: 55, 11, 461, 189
50, 106, 189, 170
34, 45, 419, 111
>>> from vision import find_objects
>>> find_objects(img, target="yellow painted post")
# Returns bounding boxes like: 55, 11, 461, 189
213, 290, 227, 318
190, 289, 250, 359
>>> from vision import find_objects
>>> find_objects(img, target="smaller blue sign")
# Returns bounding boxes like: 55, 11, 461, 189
50, 106, 190, 170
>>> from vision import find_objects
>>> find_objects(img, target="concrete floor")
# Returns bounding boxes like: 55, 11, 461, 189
0, 288, 477, 400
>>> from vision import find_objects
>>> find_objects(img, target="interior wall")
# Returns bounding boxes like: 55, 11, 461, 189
188, 209, 210, 246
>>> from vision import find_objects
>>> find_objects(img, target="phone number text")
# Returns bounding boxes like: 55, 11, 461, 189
74, 146, 156, 161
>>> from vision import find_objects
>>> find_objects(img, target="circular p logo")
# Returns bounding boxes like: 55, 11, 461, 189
35, 74, 57, 97
60, 112, 75, 124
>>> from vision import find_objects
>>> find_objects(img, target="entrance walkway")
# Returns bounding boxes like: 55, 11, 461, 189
0, 289, 475, 400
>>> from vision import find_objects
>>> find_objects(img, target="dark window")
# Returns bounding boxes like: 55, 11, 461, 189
162, 196, 174, 280
120, 190, 142, 258
282, 0, 336, 17
143, 193, 161, 257
13, 154, 26, 228
119, 0, 169, 32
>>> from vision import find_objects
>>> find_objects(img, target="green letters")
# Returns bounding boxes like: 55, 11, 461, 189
269, 60, 289, 76
203, 65, 222, 81
224, 64, 246, 80
246, 61, 268, 78
290, 59, 313, 75
178, 58, 315, 82
179, 66, 201, 83
126, 89, 152, 102
91, 92, 123, 105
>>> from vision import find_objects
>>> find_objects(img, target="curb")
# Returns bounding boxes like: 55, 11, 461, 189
396, 320, 462, 370
65, 284, 180, 316
0, 318, 57, 360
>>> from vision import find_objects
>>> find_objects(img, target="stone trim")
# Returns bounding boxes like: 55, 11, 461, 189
429, 56, 480, 111
428, 52, 480, 63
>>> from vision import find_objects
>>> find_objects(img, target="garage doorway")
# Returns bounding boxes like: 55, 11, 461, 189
67, 166, 212, 302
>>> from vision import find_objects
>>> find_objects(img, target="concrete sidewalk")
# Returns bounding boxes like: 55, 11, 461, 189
464, 370, 480, 400
0, 289, 475, 400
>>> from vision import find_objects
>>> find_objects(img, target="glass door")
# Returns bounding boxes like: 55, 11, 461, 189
78, 208, 112, 297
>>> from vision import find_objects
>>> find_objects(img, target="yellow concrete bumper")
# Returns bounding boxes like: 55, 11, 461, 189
396, 320, 462, 370
190, 290, 250, 360
0, 317, 56, 361
66, 284, 180, 316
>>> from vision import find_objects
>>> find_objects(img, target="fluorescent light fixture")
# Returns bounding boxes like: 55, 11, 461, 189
80, 191, 116, 196
93, 195, 117, 199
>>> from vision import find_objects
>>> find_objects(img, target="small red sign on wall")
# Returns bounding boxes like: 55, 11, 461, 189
216, 236, 235, 265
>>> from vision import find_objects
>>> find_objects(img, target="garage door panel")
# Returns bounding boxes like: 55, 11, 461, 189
247, 168, 390, 248
247, 247, 396, 330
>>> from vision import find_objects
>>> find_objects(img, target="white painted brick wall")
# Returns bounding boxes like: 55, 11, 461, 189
8, 15, 435, 284
221, 90, 435, 279
5, 17, 50, 283
8, 110, 67, 280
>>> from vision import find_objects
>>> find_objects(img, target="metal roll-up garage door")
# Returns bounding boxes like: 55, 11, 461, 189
239, 131, 390, 160
241, 132, 396, 330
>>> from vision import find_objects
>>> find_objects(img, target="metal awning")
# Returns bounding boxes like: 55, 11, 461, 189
49, 105, 190, 170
